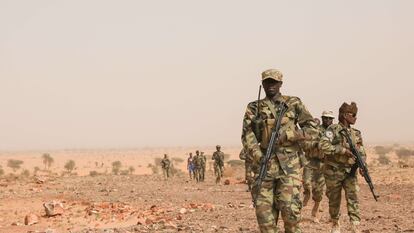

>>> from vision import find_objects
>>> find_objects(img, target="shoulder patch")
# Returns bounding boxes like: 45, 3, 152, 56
325, 130, 334, 140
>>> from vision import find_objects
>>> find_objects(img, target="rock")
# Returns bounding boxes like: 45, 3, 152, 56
179, 208, 187, 214
202, 203, 214, 212
224, 179, 231, 185
164, 222, 178, 230
24, 213, 39, 225
34, 176, 46, 184
137, 217, 146, 225
43, 200, 64, 217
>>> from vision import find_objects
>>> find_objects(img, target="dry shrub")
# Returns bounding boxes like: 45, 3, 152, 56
377, 154, 391, 165
112, 161, 122, 175
374, 146, 393, 155
227, 159, 245, 168
120, 170, 130, 175
396, 148, 414, 160
7, 159, 23, 172
20, 169, 30, 178
0, 167, 4, 176
89, 170, 100, 177
64, 160, 76, 173
147, 163, 159, 174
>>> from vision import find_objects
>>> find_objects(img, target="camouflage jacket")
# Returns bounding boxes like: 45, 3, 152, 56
193, 155, 201, 168
161, 158, 171, 169
241, 94, 318, 175
319, 122, 367, 171
212, 151, 224, 167
306, 125, 328, 159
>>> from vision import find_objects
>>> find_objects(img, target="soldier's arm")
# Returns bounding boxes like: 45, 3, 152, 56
293, 98, 319, 150
319, 127, 348, 156
354, 129, 367, 161
241, 102, 261, 155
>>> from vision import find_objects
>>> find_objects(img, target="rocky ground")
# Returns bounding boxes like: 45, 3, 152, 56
0, 148, 413, 233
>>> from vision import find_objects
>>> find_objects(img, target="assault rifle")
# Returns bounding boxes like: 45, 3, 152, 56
252, 85, 263, 142
340, 129, 379, 202
252, 102, 288, 207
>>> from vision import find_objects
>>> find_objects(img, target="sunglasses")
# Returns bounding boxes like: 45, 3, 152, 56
346, 113, 357, 117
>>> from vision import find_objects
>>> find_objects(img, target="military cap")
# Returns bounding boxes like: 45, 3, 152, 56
321, 110, 335, 118
339, 102, 358, 114
261, 69, 283, 82
216, 145, 221, 148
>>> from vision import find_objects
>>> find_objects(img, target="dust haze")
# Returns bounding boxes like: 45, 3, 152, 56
1, 0, 413, 150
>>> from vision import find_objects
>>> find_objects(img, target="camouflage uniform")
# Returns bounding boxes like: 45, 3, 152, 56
242, 69, 319, 233
200, 152, 207, 181
193, 152, 201, 182
161, 156, 171, 179
239, 148, 254, 191
302, 125, 327, 206
319, 103, 366, 232
212, 149, 225, 184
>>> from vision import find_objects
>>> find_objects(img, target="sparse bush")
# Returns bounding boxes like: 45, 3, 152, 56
147, 163, 159, 174
89, 170, 100, 177
396, 148, 414, 159
374, 146, 393, 155
21, 169, 30, 178
112, 161, 122, 175
42, 153, 54, 170
64, 160, 76, 173
33, 166, 40, 175
377, 154, 391, 165
128, 166, 135, 174
7, 159, 24, 172
120, 170, 129, 175
0, 167, 4, 176
227, 159, 245, 167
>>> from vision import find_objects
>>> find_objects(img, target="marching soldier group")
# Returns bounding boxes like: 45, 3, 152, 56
241, 69, 369, 233
161, 146, 225, 184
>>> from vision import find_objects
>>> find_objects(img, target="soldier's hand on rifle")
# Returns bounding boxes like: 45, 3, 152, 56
252, 149, 263, 168
344, 149, 356, 164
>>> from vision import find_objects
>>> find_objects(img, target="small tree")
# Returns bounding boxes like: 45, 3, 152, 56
64, 160, 76, 173
377, 154, 391, 165
42, 153, 54, 170
21, 169, 30, 178
33, 166, 40, 175
128, 166, 135, 174
7, 159, 24, 172
112, 161, 122, 175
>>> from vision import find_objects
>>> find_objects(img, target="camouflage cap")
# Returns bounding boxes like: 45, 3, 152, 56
261, 69, 283, 82
321, 110, 335, 118
339, 102, 358, 114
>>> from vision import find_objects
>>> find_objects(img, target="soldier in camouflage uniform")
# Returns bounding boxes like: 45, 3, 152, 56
212, 145, 225, 184
319, 102, 365, 233
193, 150, 202, 182
302, 111, 335, 223
242, 69, 319, 233
239, 147, 254, 192
161, 154, 171, 179
200, 151, 207, 181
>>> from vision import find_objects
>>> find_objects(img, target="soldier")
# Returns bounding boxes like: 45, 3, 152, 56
200, 152, 207, 181
319, 102, 365, 233
302, 111, 335, 223
242, 69, 318, 233
187, 153, 194, 180
193, 150, 201, 182
212, 145, 225, 184
161, 154, 171, 179
239, 147, 254, 192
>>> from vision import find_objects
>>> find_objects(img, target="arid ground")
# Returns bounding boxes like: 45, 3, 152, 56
0, 145, 413, 233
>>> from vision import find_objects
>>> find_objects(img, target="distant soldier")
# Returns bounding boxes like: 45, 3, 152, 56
239, 147, 254, 192
212, 145, 225, 184
187, 153, 194, 180
200, 152, 207, 181
302, 111, 335, 223
161, 154, 171, 179
320, 102, 366, 233
193, 150, 202, 182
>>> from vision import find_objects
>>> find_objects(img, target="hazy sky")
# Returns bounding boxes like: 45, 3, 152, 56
1, 0, 413, 150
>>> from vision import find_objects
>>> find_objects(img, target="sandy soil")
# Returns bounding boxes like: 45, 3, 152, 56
0, 146, 413, 233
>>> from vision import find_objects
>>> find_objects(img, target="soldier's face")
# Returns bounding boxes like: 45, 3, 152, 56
262, 79, 282, 97
322, 117, 333, 127
344, 112, 357, 125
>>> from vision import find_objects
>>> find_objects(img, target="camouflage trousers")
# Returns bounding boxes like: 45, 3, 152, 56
252, 159, 302, 233
194, 167, 201, 182
200, 165, 206, 181
162, 168, 170, 179
324, 164, 360, 223
245, 161, 254, 190
302, 161, 325, 202
214, 164, 223, 183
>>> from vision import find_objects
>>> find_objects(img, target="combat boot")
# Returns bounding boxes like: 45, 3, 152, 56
303, 193, 310, 207
311, 201, 320, 223
350, 221, 360, 233
330, 219, 340, 233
